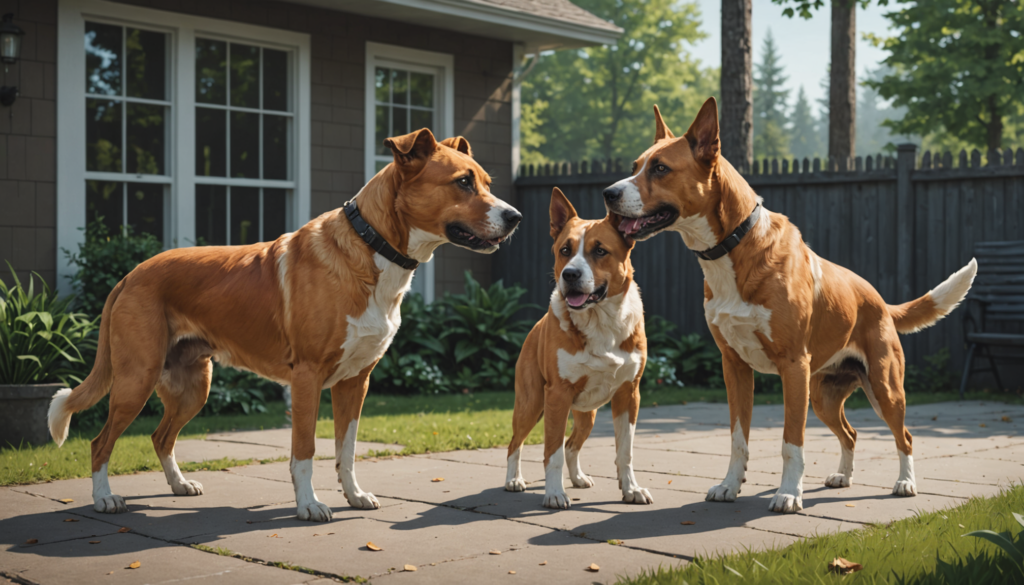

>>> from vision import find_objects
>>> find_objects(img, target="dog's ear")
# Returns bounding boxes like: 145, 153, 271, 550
384, 128, 438, 168
684, 97, 720, 166
440, 136, 472, 157
654, 105, 675, 142
549, 187, 578, 239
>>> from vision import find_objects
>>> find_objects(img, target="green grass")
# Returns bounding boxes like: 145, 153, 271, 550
617, 485, 1024, 585
3, 387, 1021, 486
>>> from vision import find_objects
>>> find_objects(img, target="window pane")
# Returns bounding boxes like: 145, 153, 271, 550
409, 72, 433, 107
263, 114, 288, 180
196, 107, 226, 177
86, 181, 122, 235
230, 43, 260, 108
375, 105, 389, 155
196, 38, 226, 104
126, 103, 166, 175
391, 70, 408, 105
263, 49, 289, 111
411, 109, 432, 133
374, 67, 389, 103
393, 106, 407, 136
263, 189, 287, 241
127, 183, 164, 241
230, 187, 259, 245
230, 111, 259, 178
195, 184, 226, 245
126, 28, 167, 100
86, 99, 122, 172
85, 22, 121, 96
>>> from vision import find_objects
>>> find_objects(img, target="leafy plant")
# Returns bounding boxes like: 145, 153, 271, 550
644, 315, 722, 389
905, 348, 955, 394
0, 266, 98, 385
958, 511, 1024, 578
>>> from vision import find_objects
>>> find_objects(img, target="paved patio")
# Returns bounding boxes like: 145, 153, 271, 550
2, 400, 1023, 584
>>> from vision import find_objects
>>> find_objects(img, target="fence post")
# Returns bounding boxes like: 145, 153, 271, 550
896, 143, 917, 302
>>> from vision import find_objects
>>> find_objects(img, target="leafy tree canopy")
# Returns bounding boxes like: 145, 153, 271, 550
519, 0, 718, 164
771, 0, 889, 20
753, 30, 791, 159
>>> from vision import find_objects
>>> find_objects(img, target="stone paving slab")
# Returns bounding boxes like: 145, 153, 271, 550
175, 428, 404, 465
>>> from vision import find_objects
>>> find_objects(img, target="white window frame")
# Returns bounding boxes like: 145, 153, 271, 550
364, 42, 453, 302
56, 0, 311, 294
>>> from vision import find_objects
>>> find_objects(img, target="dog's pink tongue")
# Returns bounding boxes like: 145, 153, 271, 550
619, 218, 642, 235
565, 292, 588, 307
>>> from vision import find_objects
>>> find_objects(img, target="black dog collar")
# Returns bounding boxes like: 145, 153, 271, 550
343, 200, 419, 270
693, 203, 763, 261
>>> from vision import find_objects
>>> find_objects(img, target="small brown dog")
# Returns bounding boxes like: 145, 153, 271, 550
504, 187, 651, 509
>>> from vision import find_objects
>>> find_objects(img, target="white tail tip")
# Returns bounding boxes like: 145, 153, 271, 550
929, 258, 978, 315
47, 387, 73, 447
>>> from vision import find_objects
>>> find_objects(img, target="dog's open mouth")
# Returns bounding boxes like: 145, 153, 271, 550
617, 206, 678, 240
563, 284, 607, 310
447, 224, 505, 250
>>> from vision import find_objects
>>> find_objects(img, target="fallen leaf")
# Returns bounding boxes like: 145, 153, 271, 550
668, 480, 673, 485
404, 564, 417, 572
572, 498, 580, 501
430, 563, 437, 566
327, 533, 335, 535
117, 527, 131, 533
367, 542, 382, 551
25, 538, 38, 544
828, 557, 863, 575
63, 518, 79, 522
681, 521, 695, 525
267, 533, 280, 538
58, 499, 73, 504
608, 539, 623, 545
1002, 416, 1012, 423
128, 561, 141, 570
90, 541, 101, 544
509, 570, 516, 574
846, 504, 856, 507
490, 550, 502, 555
431, 478, 444, 482
586, 563, 600, 572
432, 431, 438, 435
246, 520, 253, 524
980, 423, 987, 428
107, 571, 114, 575
539, 561, 547, 566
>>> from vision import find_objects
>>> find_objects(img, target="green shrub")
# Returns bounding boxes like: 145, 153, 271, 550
0, 266, 98, 385
643, 315, 722, 390
906, 347, 956, 393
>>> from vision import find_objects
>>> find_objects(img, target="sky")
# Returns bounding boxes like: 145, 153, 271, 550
687, 0, 896, 108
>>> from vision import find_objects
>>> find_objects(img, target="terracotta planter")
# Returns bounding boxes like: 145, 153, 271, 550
0, 383, 67, 448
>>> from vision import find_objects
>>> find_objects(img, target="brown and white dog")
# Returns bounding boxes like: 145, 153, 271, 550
504, 188, 651, 509
47, 129, 521, 521
602, 98, 976, 513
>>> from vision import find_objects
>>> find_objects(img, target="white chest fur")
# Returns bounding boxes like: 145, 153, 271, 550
673, 210, 778, 375
553, 285, 645, 412
324, 255, 413, 388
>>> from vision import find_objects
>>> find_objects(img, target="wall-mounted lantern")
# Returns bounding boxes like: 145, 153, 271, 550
0, 13, 25, 107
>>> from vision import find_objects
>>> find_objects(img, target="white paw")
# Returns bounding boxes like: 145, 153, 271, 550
570, 473, 594, 489
542, 491, 571, 510
892, 480, 917, 497
622, 487, 653, 505
824, 473, 851, 488
345, 491, 381, 510
297, 500, 333, 522
706, 483, 739, 502
171, 479, 204, 496
505, 477, 527, 492
94, 495, 128, 514
768, 491, 803, 513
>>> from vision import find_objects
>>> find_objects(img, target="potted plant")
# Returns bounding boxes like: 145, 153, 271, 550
0, 267, 98, 447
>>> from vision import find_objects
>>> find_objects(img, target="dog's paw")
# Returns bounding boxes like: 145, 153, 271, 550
622, 487, 653, 505
570, 473, 595, 489
344, 491, 381, 510
824, 473, 851, 488
505, 477, 527, 492
706, 483, 739, 502
297, 501, 333, 522
892, 480, 917, 497
170, 479, 204, 496
542, 491, 571, 510
94, 494, 128, 514
768, 491, 803, 514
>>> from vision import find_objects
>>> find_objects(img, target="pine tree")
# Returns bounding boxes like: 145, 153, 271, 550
753, 29, 790, 159
789, 86, 821, 160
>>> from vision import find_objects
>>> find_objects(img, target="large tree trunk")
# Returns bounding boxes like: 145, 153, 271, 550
829, 0, 856, 170
720, 0, 752, 173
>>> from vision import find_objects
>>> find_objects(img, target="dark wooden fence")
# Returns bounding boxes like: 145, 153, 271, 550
495, 144, 1024, 383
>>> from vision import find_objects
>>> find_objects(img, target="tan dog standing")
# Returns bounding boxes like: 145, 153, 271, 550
47, 129, 521, 522
505, 188, 651, 509
603, 98, 976, 513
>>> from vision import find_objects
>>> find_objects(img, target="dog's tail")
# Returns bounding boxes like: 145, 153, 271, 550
48, 279, 126, 447
888, 258, 977, 335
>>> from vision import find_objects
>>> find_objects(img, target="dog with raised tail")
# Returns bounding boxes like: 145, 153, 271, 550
48, 128, 521, 521
505, 187, 651, 509
603, 98, 976, 514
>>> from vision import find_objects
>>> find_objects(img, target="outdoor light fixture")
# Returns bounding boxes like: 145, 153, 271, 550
0, 13, 25, 107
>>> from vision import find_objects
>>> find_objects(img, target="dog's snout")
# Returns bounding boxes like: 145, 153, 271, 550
603, 186, 623, 204
502, 208, 522, 228
562, 266, 581, 283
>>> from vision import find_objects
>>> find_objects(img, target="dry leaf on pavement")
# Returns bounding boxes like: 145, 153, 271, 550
509, 570, 516, 574
404, 565, 417, 572
128, 561, 141, 569
586, 563, 600, 572
845, 504, 856, 507
366, 542, 382, 551
64, 518, 79, 522
58, 499, 73, 504
117, 527, 131, 533
539, 561, 547, 566
490, 550, 502, 555
431, 478, 444, 482
25, 539, 38, 544
828, 557, 863, 575
89, 541, 101, 544
681, 521, 695, 525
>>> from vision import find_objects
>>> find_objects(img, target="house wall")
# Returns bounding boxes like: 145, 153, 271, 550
0, 0, 514, 296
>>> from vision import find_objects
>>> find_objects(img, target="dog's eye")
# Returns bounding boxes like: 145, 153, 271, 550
560, 245, 572, 257
457, 176, 472, 188
654, 164, 669, 173
594, 247, 607, 257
